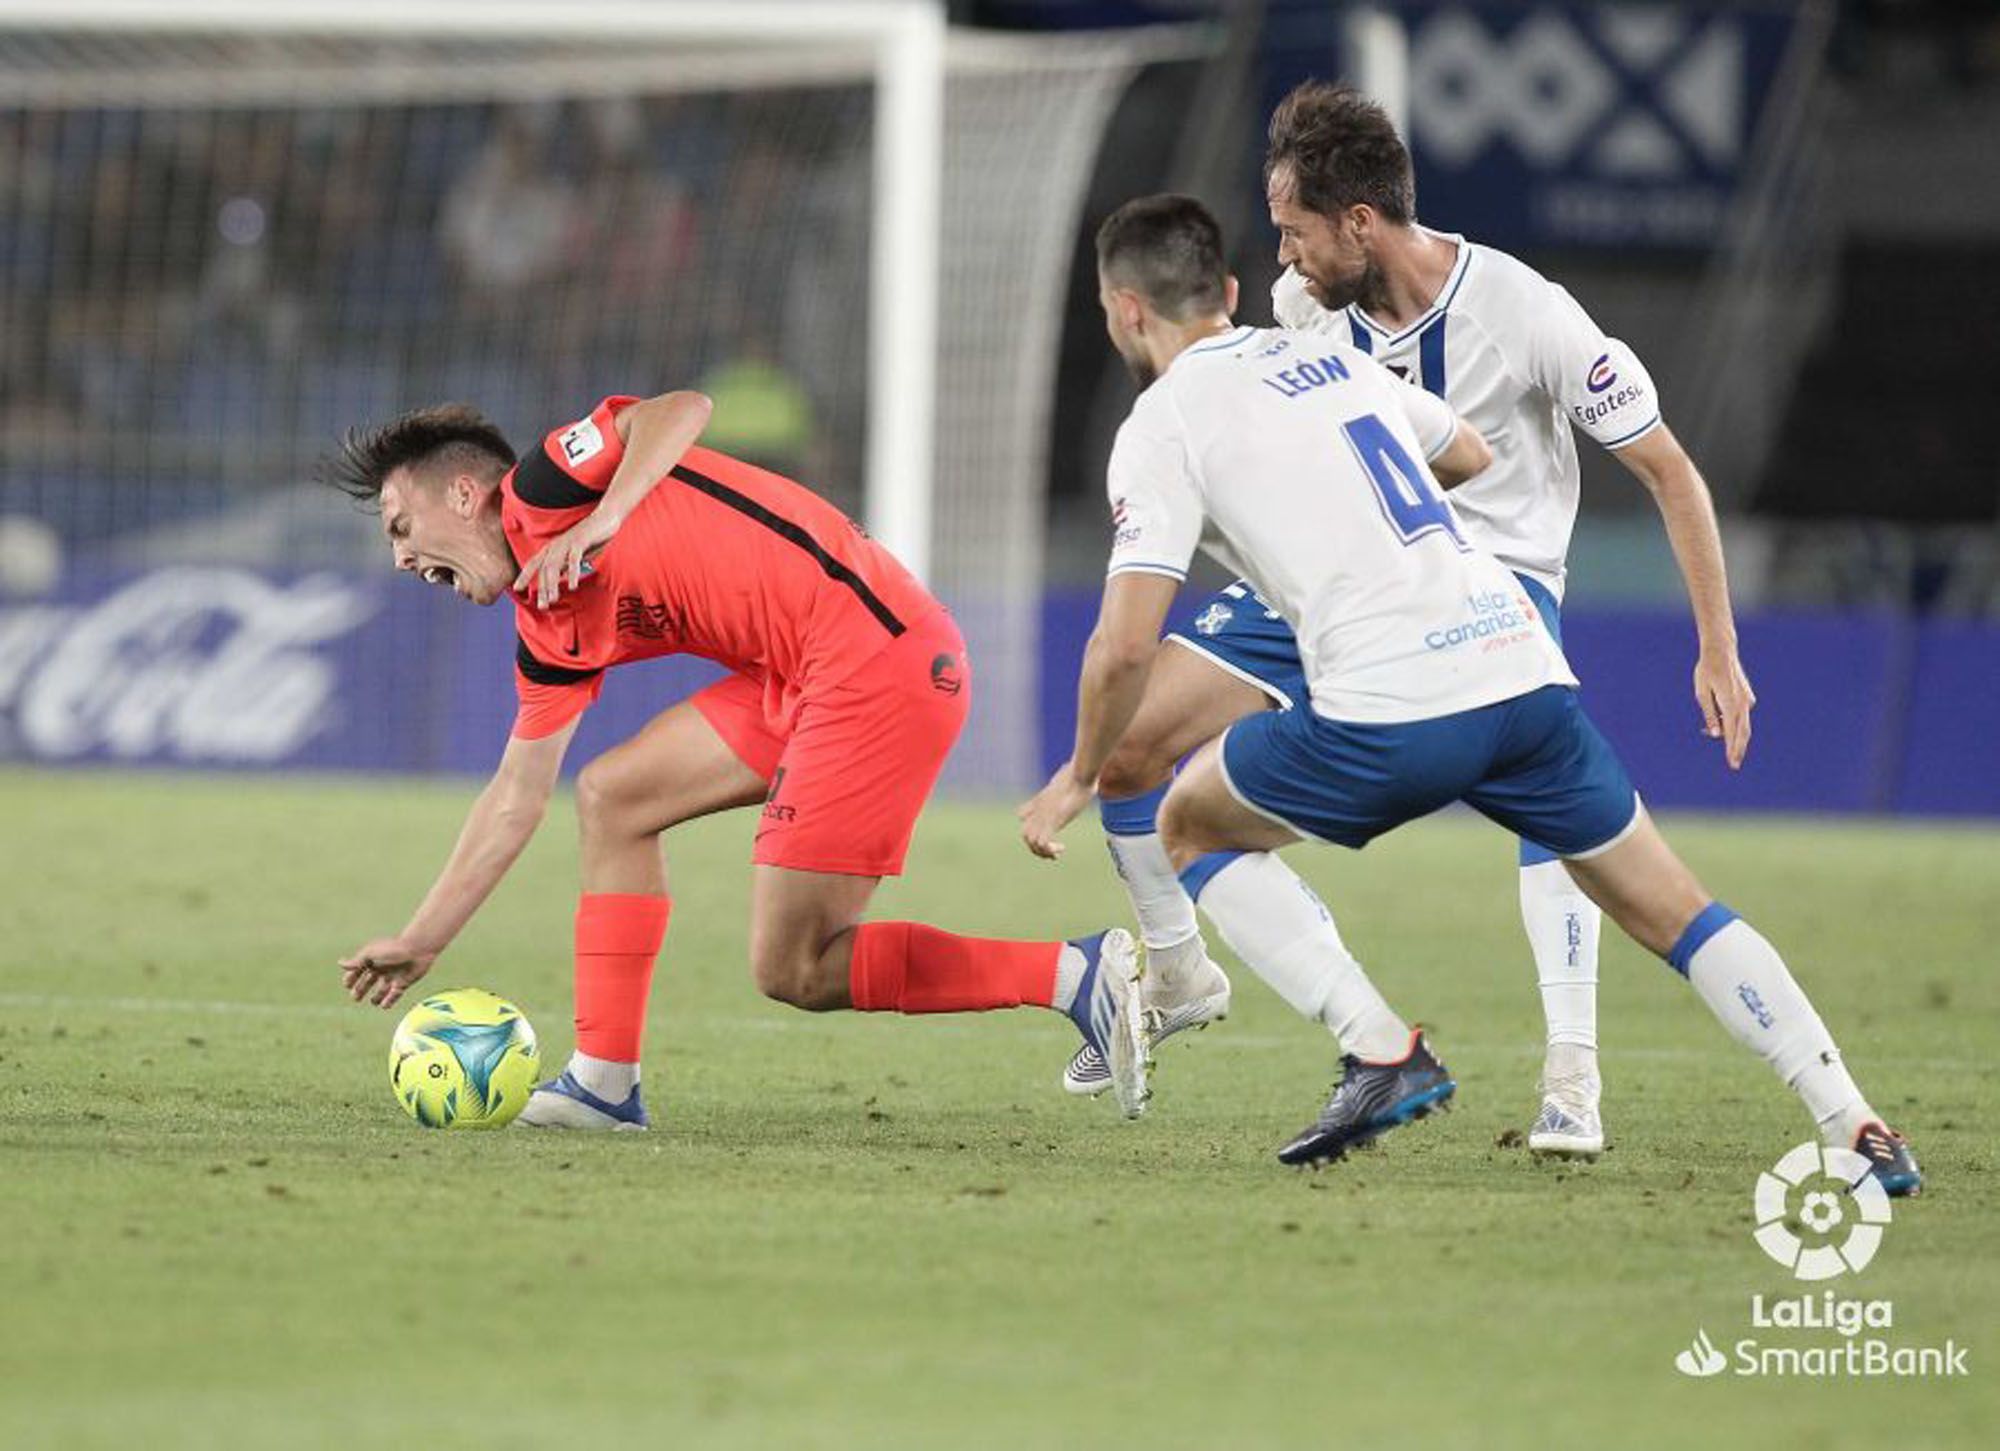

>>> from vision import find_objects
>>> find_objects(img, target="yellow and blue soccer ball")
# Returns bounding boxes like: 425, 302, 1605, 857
389, 988, 540, 1129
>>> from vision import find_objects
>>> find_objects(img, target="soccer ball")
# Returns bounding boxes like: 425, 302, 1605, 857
389, 988, 540, 1129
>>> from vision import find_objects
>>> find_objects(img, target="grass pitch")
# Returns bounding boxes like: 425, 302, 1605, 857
2, 767, 1995, 1449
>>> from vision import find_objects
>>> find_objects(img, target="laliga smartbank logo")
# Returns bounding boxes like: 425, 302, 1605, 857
1673, 1142, 1969, 1380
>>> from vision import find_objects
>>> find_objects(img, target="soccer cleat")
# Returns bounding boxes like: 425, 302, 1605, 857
1276, 1030, 1455, 1167
1062, 953, 1231, 1096
1064, 928, 1149, 1119
514, 1069, 651, 1131
1527, 1064, 1605, 1159
1851, 1119, 1922, 1198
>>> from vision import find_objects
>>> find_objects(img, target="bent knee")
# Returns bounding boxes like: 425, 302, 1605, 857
574, 757, 638, 828
751, 950, 843, 1012
1098, 734, 1177, 801
1156, 791, 1210, 872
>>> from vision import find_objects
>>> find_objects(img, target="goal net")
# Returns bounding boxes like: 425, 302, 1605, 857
0, 4, 1188, 787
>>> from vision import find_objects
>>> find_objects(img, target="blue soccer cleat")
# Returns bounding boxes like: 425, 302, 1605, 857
1065, 928, 1149, 1119
515, 1068, 651, 1131
1277, 1030, 1456, 1167
1851, 1119, 1922, 1198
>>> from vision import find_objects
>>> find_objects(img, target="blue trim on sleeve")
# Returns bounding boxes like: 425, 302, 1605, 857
1599, 413, 1663, 450
1666, 901, 1739, 977
1099, 784, 1168, 837
1177, 850, 1245, 903
1107, 562, 1189, 581
1419, 316, 1448, 398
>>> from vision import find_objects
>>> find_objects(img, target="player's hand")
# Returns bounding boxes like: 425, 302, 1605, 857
339, 937, 437, 1010
514, 505, 624, 608
1694, 648, 1756, 770
1018, 764, 1095, 860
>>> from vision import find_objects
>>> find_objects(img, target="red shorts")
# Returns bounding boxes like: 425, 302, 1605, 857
691, 608, 969, 877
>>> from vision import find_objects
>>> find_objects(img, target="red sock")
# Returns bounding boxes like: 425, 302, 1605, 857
573, 893, 671, 1061
848, 922, 1060, 1013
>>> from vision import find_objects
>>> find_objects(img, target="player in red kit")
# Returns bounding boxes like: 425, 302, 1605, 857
326, 392, 1149, 1124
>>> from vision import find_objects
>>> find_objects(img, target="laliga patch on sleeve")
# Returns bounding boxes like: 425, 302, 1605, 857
557, 418, 605, 466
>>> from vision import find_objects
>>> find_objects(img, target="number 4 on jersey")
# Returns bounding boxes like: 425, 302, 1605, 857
1342, 412, 1466, 550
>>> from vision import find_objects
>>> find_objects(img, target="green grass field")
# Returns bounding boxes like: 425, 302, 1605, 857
2, 767, 1996, 1449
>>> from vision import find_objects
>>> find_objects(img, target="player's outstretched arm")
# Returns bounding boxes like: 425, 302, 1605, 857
1019, 572, 1180, 859
515, 390, 713, 607
339, 720, 580, 1008
1612, 423, 1756, 769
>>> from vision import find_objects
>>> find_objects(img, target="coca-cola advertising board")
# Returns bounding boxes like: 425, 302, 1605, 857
1, 568, 399, 769
0, 566, 724, 775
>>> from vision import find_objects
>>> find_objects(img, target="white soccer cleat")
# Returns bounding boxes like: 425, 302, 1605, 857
1062, 951, 1229, 1096
514, 1069, 651, 1131
1064, 928, 1151, 1118
1527, 1062, 1604, 1159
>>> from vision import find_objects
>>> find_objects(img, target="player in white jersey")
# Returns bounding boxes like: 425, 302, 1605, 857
1019, 194, 1919, 1193
1058, 83, 1755, 1160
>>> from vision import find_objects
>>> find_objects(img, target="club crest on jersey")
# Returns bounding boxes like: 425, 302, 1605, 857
558, 418, 605, 465
1586, 354, 1618, 394
615, 596, 684, 642
1194, 603, 1233, 636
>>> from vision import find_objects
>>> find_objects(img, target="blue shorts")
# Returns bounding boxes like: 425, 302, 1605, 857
1168, 581, 1309, 707
1218, 683, 1641, 859
1172, 574, 1572, 864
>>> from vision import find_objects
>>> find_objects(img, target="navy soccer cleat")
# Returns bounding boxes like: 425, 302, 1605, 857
1851, 1119, 1922, 1198
1276, 1030, 1456, 1167
515, 1069, 651, 1131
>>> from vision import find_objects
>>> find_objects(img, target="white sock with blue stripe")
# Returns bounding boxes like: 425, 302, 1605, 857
1101, 785, 1204, 984
1668, 903, 1872, 1143
1180, 850, 1409, 1061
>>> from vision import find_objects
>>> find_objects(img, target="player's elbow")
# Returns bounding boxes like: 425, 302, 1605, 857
664, 389, 714, 429
1089, 628, 1155, 678
489, 789, 549, 837
1433, 423, 1492, 489
1461, 427, 1494, 477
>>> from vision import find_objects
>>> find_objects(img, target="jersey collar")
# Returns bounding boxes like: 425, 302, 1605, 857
1169, 323, 1258, 373
1346, 230, 1472, 346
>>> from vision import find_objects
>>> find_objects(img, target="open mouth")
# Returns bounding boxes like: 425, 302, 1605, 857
421, 565, 458, 593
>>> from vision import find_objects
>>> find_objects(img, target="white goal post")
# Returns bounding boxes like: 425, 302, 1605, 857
0, 1, 1206, 788
2, 0, 945, 581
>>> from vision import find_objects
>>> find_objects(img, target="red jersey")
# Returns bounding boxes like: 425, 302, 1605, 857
504, 396, 941, 739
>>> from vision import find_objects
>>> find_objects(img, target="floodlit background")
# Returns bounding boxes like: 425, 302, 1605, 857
3, 0, 1996, 812
2, 4, 1995, 1449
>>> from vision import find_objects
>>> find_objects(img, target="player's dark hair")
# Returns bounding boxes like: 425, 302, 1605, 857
320, 403, 516, 506
1094, 194, 1229, 321
1264, 81, 1415, 225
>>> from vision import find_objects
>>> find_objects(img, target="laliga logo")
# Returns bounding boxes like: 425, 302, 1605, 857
1672, 1143, 1968, 1379
1753, 1142, 1892, 1282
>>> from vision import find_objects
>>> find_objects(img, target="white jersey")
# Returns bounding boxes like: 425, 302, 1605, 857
1107, 325, 1576, 724
1272, 232, 1661, 601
